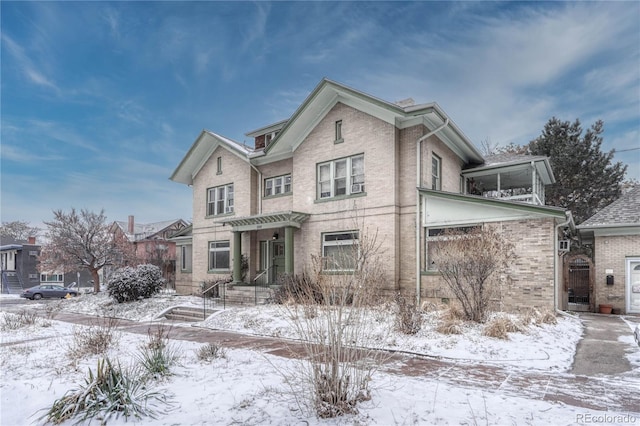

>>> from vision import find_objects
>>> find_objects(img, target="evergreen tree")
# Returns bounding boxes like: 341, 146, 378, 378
527, 118, 626, 224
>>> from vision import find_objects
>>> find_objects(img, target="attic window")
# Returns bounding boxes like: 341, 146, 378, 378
265, 131, 279, 147
217, 156, 222, 175
335, 120, 343, 143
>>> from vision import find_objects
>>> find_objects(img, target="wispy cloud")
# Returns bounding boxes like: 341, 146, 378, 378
1, 33, 60, 93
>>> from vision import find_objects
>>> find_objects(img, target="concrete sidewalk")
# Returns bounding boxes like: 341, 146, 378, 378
571, 313, 639, 376
39, 310, 640, 414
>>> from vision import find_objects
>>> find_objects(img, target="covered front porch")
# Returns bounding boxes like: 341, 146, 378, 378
221, 211, 309, 285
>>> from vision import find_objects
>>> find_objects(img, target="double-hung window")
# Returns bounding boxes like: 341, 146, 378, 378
322, 231, 359, 271
432, 154, 442, 190
317, 154, 364, 199
208, 241, 230, 271
265, 174, 292, 196
207, 184, 234, 216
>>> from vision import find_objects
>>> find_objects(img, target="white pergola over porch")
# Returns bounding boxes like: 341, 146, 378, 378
220, 211, 310, 283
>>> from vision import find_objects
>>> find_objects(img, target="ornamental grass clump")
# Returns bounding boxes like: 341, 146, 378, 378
41, 358, 166, 425
136, 324, 180, 378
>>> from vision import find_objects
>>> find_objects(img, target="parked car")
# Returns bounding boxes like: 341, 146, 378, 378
20, 285, 78, 300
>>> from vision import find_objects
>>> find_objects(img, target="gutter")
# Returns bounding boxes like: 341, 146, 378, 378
554, 210, 574, 311
249, 162, 263, 215
416, 118, 449, 306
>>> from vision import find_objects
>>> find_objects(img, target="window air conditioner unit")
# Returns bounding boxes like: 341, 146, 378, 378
351, 183, 363, 193
559, 240, 570, 252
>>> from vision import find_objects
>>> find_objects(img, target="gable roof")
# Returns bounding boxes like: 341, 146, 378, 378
170, 130, 252, 185
578, 186, 640, 229
253, 78, 483, 165
112, 219, 188, 242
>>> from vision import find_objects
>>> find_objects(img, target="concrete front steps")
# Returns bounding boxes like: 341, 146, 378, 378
222, 285, 273, 305
163, 306, 216, 322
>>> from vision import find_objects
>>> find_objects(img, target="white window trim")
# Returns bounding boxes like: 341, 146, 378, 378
317, 154, 365, 199
265, 174, 292, 197
322, 231, 359, 272
207, 184, 234, 216
432, 154, 442, 191
180, 244, 192, 271
208, 240, 230, 271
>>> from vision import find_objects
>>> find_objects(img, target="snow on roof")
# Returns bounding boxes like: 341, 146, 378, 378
481, 153, 548, 167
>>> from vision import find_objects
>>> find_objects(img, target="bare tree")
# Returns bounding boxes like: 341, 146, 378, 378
0, 220, 40, 241
431, 226, 516, 322
277, 223, 391, 418
40, 209, 132, 293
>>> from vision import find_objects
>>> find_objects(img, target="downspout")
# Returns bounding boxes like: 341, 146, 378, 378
249, 163, 262, 215
415, 118, 449, 306
554, 210, 574, 312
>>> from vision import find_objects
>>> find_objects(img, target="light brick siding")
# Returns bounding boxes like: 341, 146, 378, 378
419, 218, 557, 312
593, 234, 640, 314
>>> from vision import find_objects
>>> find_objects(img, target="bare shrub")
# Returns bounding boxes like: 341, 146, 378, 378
196, 342, 226, 361
68, 316, 120, 358
273, 272, 323, 304
436, 318, 463, 335
278, 223, 391, 418
521, 308, 558, 326
0, 310, 39, 331
482, 315, 524, 339
431, 226, 516, 322
394, 293, 422, 335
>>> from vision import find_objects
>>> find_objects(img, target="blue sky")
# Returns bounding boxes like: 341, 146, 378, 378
2, 1, 639, 229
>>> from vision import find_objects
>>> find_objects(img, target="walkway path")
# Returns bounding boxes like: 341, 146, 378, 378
44, 310, 640, 415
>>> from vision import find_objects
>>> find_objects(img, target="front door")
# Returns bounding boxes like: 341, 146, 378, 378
270, 241, 285, 284
627, 259, 640, 314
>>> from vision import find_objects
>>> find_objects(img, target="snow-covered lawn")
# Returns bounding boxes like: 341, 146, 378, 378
0, 293, 637, 425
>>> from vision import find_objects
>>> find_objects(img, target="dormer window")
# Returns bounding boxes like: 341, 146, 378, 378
265, 131, 279, 147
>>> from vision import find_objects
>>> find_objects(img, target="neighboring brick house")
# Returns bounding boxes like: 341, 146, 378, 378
577, 186, 640, 314
110, 216, 189, 287
170, 78, 573, 311
1, 236, 93, 293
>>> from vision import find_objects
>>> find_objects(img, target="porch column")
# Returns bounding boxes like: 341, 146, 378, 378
284, 226, 294, 274
232, 231, 243, 283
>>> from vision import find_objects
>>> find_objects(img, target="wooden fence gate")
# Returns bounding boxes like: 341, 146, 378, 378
564, 254, 593, 312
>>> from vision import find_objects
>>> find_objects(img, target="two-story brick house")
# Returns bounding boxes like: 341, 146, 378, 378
171, 79, 573, 311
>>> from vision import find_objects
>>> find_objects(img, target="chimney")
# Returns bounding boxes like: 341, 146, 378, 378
28, 236, 36, 245
128, 215, 135, 234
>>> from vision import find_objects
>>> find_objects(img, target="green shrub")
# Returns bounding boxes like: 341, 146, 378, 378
107, 264, 165, 303
136, 325, 180, 378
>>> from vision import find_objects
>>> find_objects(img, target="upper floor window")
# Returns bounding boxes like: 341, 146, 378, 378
335, 120, 343, 143
432, 154, 442, 190
322, 231, 359, 271
208, 241, 230, 271
265, 174, 292, 197
217, 156, 222, 175
207, 184, 234, 216
317, 154, 364, 199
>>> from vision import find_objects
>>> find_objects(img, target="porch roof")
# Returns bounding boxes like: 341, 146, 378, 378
220, 211, 310, 232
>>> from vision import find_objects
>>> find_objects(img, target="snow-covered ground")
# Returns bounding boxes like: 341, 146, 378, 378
1, 293, 638, 425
